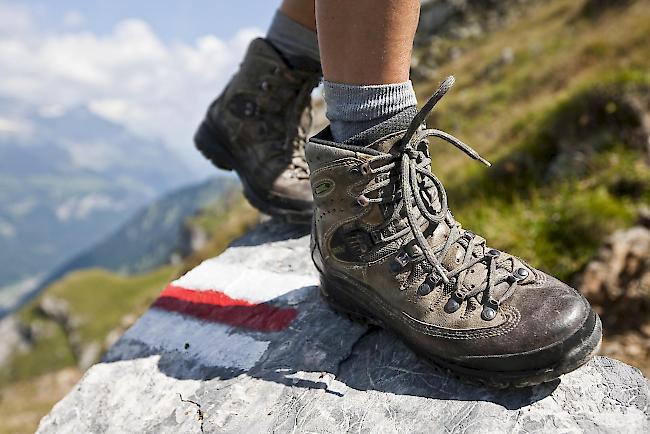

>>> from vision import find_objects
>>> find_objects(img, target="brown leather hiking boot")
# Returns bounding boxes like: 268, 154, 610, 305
306, 77, 602, 388
195, 38, 321, 223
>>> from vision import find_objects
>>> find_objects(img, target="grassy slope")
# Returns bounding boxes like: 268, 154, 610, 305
0, 265, 179, 387
180, 190, 259, 276
0, 369, 82, 434
415, 0, 650, 281
0, 192, 258, 434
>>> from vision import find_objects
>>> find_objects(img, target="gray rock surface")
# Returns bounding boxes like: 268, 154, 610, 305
38, 221, 650, 433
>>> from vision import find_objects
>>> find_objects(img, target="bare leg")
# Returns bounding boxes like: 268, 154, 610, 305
316, 0, 420, 85
280, 0, 317, 32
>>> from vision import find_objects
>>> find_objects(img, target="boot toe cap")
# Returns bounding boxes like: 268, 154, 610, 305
459, 273, 600, 372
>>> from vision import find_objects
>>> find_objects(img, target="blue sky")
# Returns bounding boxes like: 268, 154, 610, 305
0, 0, 283, 175
19, 0, 277, 42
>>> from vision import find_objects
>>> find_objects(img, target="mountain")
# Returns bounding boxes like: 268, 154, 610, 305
0, 99, 195, 288
39, 176, 239, 290
0, 176, 239, 318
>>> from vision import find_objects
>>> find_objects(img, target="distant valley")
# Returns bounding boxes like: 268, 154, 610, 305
0, 98, 197, 289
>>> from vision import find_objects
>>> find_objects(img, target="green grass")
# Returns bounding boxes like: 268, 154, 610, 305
0, 320, 75, 388
180, 192, 259, 276
439, 75, 649, 280
412, 0, 650, 281
0, 191, 258, 432
0, 191, 259, 387
0, 266, 177, 386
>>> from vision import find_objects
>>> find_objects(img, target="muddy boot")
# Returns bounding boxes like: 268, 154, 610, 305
195, 38, 321, 223
306, 77, 602, 388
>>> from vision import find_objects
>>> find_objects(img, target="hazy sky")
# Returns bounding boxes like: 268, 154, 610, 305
15, 0, 277, 43
0, 0, 280, 176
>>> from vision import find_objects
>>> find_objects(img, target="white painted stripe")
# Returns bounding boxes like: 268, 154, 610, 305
122, 309, 269, 370
171, 261, 317, 303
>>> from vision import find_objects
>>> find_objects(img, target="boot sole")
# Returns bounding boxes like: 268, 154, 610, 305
194, 119, 313, 225
320, 272, 602, 389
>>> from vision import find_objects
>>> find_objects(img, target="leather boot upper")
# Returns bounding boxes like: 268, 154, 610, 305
306, 78, 597, 371
206, 38, 321, 208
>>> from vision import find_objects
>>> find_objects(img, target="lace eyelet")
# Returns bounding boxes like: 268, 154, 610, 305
394, 251, 410, 267
389, 261, 401, 273
481, 298, 499, 321
486, 249, 500, 258
243, 102, 256, 117
417, 282, 432, 296
360, 163, 371, 175
514, 267, 529, 281
357, 195, 370, 207
481, 306, 497, 321
260, 80, 270, 91
444, 297, 461, 314
426, 274, 441, 287
444, 290, 463, 313
370, 230, 384, 244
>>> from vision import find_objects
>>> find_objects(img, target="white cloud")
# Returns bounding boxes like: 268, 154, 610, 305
0, 3, 32, 36
0, 116, 32, 136
0, 5, 262, 174
63, 10, 84, 28
56, 194, 127, 222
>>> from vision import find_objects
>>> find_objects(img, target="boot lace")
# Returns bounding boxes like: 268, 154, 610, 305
259, 68, 317, 180
356, 76, 528, 320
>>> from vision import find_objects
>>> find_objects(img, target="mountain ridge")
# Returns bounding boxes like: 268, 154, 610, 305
0, 98, 198, 287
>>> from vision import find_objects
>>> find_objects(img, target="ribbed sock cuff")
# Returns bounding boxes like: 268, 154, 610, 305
266, 10, 320, 65
323, 80, 417, 142
323, 80, 417, 122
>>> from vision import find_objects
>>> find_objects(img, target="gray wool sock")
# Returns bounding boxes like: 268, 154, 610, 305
323, 80, 417, 142
266, 10, 320, 67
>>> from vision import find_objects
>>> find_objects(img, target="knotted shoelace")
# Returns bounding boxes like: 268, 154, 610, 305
356, 76, 527, 320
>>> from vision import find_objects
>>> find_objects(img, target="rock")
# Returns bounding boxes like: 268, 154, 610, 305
578, 226, 650, 327
36, 295, 106, 369
104, 314, 139, 349
0, 317, 31, 366
412, 0, 542, 77
77, 342, 102, 371
578, 226, 650, 375
37, 296, 70, 324
638, 206, 650, 228
38, 221, 650, 433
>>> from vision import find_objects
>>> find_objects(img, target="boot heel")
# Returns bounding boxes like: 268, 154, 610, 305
194, 120, 234, 171
320, 275, 381, 326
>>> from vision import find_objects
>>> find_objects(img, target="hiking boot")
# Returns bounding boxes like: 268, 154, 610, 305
194, 38, 321, 223
306, 77, 602, 388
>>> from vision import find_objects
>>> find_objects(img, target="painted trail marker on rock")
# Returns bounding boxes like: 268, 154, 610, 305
38, 221, 650, 433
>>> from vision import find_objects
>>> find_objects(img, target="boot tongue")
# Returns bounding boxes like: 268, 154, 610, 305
344, 107, 447, 246
343, 106, 418, 153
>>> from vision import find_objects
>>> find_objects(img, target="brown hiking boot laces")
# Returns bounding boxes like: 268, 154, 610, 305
356, 76, 527, 321
259, 68, 315, 180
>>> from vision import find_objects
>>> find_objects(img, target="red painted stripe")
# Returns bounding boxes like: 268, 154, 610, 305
152, 285, 297, 332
